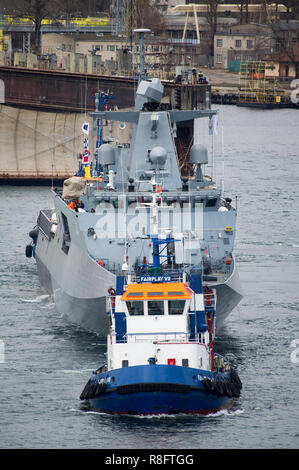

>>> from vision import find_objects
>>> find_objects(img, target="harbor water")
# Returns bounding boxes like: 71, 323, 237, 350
0, 105, 298, 449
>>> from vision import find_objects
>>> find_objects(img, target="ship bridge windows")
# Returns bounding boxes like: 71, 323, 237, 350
126, 301, 144, 316
148, 301, 164, 316
125, 298, 187, 316
168, 300, 185, 315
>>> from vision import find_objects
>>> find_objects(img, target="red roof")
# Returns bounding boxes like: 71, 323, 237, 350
265, 44, 299, 63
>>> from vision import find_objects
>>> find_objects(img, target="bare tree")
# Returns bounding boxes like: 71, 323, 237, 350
271, 22, 299, 77
55, 0, 84, 20
202, 0, 221, 60
286, 45, 299, 78
237, 0, 250, 24
3, 0, 111, 54
254, 0, 299, 24
281, 0, 299, 22
136, 0, 166, 35
8, 1, 58, 54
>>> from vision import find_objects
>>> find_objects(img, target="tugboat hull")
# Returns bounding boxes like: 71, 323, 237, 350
89, 389, 233, 415
81, 364, 237, 415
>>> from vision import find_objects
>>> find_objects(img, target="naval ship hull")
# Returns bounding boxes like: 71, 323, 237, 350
212, 258, 243, 331
34, 230, 113, 334
36, 254, 107, 332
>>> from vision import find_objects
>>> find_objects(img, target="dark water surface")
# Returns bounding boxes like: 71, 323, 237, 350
0, 106, 298, 449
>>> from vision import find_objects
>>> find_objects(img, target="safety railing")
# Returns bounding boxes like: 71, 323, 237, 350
109, 330, 210, 346
203, 292, 216, 310
125, 332, 187, 343
38, 210, 53, 240
214, 353, 231, 372
89, 254, 122, 275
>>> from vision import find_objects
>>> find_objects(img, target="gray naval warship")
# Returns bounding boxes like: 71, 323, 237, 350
26, 75, 242, 335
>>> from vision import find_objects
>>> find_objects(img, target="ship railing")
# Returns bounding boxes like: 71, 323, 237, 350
119, 332, 209, 345
89, 255, 122, 275
38, 210, 53, 240
203, 293, 216, 310
98, 259, 122, 274
214, 353, 231, 372
125, 332, 186, 343
106, 295, 113, 313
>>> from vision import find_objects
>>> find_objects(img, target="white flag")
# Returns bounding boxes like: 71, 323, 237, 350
82, 122, 89, 135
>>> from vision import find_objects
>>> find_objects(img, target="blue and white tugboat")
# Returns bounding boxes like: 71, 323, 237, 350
80, 225, 242, 415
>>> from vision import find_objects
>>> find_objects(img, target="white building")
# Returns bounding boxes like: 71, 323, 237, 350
214, 24, 273, 69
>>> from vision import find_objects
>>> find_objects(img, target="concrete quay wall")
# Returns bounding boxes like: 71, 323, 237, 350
0, 105, 131, 183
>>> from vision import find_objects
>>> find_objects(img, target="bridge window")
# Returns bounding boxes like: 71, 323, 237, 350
168, 300, 185, 315
126, 301, 144, 316
148, 301, 164, 316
